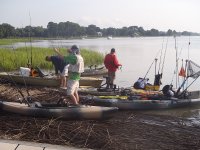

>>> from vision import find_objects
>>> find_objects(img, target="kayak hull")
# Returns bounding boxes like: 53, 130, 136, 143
90, 97, 200, 110
0, 72, 103, 88
0, 101, 118, 120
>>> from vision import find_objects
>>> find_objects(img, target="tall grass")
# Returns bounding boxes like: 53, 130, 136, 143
0, 47, 104, 71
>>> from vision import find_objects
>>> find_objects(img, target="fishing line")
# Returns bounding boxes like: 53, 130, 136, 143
158, 37, 164, 73
29, 12, 33, 66
161, 37, 168, 74
10, 45, 31, 103
186, 35, 191, 88
0, 68, 30, 106
187, 35, 190, 61
21, 24, 30, 65
143, 47, 163, 79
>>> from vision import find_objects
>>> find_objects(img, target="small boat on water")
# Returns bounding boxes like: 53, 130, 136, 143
107, 36, 112, 40
0, 100, 118, 120
0, 72, 103, 88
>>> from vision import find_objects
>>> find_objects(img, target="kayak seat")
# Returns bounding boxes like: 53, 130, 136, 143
35, 66, 48, 77
31, 102, 42, 108
57, 98, 70, 107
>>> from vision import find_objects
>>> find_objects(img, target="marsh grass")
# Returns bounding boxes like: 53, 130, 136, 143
0, 38, 84, 45
0, 47, 104, 71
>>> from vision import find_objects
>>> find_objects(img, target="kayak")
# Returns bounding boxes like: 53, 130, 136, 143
82, 66, 107, 77
0, 72, 103, 88
86, 96, 200, 110
0, 101, 118, 120
90, 98, 200, 110
82, 90, 200, 110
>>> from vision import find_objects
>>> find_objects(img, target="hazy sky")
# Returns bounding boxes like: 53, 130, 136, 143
1, 0, 200, 33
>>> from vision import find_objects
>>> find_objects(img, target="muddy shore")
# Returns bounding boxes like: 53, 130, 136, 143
0, 83, 200, 150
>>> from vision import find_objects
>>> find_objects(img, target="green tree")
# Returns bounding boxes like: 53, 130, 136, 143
32, 26, 45, 37
86, 25, 100, 36
47, 22, 58, 37
166, 29, 173, 36
0, 23, 15, 38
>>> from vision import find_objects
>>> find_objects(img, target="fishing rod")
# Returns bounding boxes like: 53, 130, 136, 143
175, 60, 188, 95
174, 35, 179, 89
158, 37, 164, 73
161, 37, 168, 74
21, 24, 30, 65
176, 74, 199, 98
170, 45, 185, 86
186, 35, 191, 88
2, 40, 31, 105
29, 12, 33, 66
154, 58, 158, 76
176, 59, 200, 97
19, 67, 31, 99
143, 38, 168, 87
143, 48, 162, 79
181, 76, 199, 96
0, 69, 31, 106
11, 31, 32, 100
187, 35, 191, 61
143, 58, 157, 79
25, 41, 30, 65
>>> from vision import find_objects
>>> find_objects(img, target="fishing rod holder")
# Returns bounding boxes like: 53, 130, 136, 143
18, 96, 33, 106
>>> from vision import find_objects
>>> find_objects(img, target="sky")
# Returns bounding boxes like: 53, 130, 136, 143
1, 0, 200, 33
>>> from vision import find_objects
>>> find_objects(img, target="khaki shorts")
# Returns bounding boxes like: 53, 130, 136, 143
67, 80, 79, 95
60, 65, 69, 77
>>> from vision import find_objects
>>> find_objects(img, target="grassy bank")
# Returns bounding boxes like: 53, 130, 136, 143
0, 38, 58, 45
0, 38, 31, 45
0, 47, 104, 71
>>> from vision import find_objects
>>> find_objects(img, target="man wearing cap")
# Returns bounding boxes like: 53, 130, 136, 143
54, 45, 84, 105
104, 48, 122, 89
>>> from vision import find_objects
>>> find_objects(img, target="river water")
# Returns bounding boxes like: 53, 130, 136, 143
2, 36, 200, 123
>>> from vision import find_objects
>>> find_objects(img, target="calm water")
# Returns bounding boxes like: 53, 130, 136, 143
3, 36, 200, 122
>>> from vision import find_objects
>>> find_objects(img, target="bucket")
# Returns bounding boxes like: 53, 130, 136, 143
20, 67, 30, 77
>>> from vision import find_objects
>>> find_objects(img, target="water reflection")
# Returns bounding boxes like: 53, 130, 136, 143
142, 106, 200, 125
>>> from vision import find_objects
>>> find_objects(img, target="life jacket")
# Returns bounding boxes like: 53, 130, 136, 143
68, 55, 84, 73
30, 68, 39, 77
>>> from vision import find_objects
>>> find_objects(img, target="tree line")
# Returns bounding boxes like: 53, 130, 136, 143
0, 21, 199, 38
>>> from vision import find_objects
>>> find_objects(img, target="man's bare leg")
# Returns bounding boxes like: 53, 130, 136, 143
69, 94, 78, 105
61, 76, 67, 88
74, 90, 79, 103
